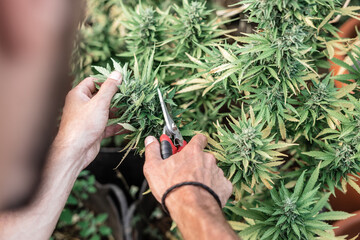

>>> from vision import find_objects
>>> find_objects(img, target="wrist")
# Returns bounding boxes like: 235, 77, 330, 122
166, 185, 222, 222
50, 135, 86, 173
165, 186, 229, 240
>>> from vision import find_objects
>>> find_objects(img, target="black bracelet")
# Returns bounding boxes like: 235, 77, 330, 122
161, 181, 222, 215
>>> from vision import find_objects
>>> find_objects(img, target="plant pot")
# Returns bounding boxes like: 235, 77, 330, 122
330, 182, 360, 214
86, 148, 172, 240
85, 182, 125, 240
86, 148, 146, 204
329, 17, 360, 88
334, 210, 360, 239
53, 181, 125, 240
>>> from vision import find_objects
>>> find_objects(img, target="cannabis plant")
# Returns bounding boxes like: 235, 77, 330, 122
209, 108, 294, 197
119, 1, 167, 65
92, 55, 191, 164
227, 166, 352, 240
75, 0, 360, 238
72, 0, 127, 85
168, 0, 231, 59
52, 171, 112, 240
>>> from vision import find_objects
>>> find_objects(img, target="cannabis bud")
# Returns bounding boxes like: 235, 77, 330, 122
208, 109, 294, 196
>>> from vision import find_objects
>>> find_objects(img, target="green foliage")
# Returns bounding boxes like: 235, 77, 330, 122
72, 0, 127, 84
169, 0, 228, 59
228, 167, 353, 240
209, 108, 294, 195
294, 74, 355, 140
75, 0, 360, 238
119, 1, 167, 65
53, 171, 113, 240
92, 55, 191, 162
303, 94, 360, 194
332, 45, 360, 87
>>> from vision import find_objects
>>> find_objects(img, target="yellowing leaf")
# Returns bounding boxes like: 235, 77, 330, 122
278, 117, 286, 140
177, 84, 207, 94
118, 123, 137, 131
335, 83, 357, 99
218, 46, 237, 62
304, 17, 316, 29
318, 10, 334, 31
185, 52, 205, 67
228, 221, 249, 231
209, 63, 232, 74
348, 178, 360, 195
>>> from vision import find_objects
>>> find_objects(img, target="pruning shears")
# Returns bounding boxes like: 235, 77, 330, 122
157, 88, 187, 159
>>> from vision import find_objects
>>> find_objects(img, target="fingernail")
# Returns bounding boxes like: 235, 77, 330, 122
145, 136, 155, 147
109, 71, 122, 84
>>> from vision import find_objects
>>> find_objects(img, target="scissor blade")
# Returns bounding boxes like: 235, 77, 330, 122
157, 88, 184, 146
157, 88, 173, 133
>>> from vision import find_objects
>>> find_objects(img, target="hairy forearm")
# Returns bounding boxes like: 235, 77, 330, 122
0, 139, 84, 240
166, 186, 239, 240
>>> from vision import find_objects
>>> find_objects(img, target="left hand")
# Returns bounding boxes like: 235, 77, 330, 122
54, 71, 123, 170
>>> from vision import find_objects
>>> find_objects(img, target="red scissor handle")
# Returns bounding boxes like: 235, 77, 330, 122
160, 134, 187, 159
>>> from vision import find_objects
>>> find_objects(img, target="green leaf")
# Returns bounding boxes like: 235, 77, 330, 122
93, 66, 110, 77
118, 123, 137, 131
95, 213, 108, 223
303, 163, 320, 194
315, 211, 353, 221
260, 226, 277, 240
99, 226, 112, 236
90, 235, 101, 240
302, 151, 333, 161
225, 206, 265, 221
59, 209, 73, 224
293, 171, 305, 197
67, 194, 78, 205
324, 108, 349, 122
311, 192, 331, 215
334, 83, 357, 99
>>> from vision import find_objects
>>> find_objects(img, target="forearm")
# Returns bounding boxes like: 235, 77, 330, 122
166, 186, 239, 240
0, 139, 84, 240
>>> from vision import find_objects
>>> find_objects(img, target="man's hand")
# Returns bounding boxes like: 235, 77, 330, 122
144, 134, 232, 206
0, 73, 124, 240
143, 134, 238, 240
55, 72, 123, 170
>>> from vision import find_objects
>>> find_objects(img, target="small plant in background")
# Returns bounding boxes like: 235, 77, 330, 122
52, 171, 113, 240
119, 1, 167, 65
168, 0, 229, 59
72, 0, 128, 85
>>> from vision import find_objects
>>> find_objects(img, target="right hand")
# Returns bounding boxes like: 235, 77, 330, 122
143, 134, 233, 208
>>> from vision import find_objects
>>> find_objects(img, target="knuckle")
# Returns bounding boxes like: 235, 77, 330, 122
66, 89, 78, 100
218, 167, 225, 176
207, 152, 216, 161
226, 180, 233, 191
204, 153, 216, 165
105, 78, 118, 87
67, 88, 77, 97
143, 163, 151, 176
83, 77, 94, 82
197, 134, 207, 142
187, 144, 200, 154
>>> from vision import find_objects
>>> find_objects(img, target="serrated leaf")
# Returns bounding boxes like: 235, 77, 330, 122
118, 123, 137, 131
93, 66, 110, 77
315, 211, 353, 221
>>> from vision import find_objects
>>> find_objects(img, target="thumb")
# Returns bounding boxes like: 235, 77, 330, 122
145, 136, 162, 164
93, 71, 122, 107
